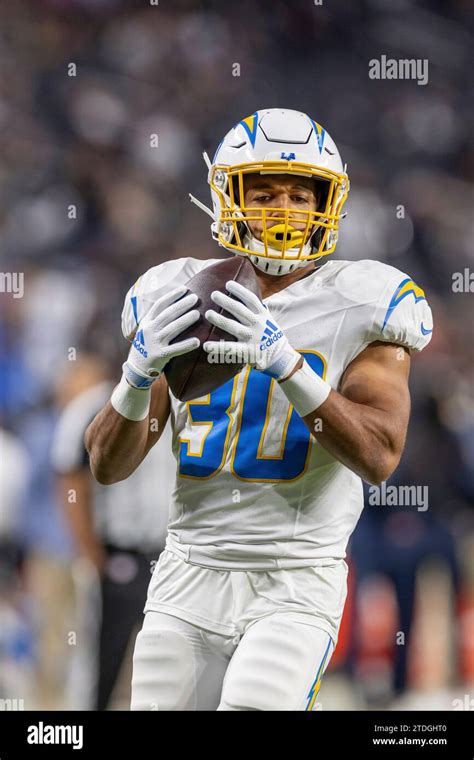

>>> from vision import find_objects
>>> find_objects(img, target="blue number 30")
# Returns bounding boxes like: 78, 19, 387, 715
178, 351, 327, 483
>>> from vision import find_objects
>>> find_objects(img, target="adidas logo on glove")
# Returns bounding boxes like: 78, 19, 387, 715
260, 320, 283, 350
132, 329, 148, 358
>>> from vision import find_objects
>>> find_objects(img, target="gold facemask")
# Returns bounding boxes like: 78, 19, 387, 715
210, 160, 349, 262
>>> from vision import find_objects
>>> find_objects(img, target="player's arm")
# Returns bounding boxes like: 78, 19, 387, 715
85, 374, 171, 485
52, 403, 107, 569
85, 285, 200, 485
293, 342, 411, 484
56, 468, 106, 573
204, 278, 430, 486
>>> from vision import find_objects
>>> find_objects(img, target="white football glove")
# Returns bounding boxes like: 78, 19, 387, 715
123, 285, 200, 389
203, 280, 300, 381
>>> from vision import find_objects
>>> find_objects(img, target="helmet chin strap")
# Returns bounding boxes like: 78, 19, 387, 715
241, 229, 313, 277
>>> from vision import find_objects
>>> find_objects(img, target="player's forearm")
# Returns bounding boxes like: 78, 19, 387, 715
56, 474, 105, 572
85, 400, 150, 485
302, 393, 404, 485
66, 506, 105, 571
278, 357, 406, 485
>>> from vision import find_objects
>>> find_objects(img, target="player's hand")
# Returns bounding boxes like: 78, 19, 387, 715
203, 280, 300, 381
123, 285, 200, 389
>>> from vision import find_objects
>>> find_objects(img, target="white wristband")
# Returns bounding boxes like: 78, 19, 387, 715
111, 375, 151, 421
279, 359, 331, 417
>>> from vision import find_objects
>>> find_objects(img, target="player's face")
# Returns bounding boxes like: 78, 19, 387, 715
242, 173, 318, 241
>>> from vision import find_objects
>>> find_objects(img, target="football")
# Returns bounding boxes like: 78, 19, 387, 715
164, 256, 261, 401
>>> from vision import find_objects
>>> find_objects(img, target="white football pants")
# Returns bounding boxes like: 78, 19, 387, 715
131, 609, 335, 711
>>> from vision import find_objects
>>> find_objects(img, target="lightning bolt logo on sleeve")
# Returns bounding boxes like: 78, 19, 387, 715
382, 278, 426, 332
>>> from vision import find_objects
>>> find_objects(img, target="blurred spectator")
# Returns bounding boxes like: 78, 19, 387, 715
51, 355, 175, 709
0, 0, 472, 709
0, 426, 34, 705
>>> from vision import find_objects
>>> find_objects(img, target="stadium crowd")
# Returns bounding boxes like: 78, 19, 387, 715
0, 0, 472, 709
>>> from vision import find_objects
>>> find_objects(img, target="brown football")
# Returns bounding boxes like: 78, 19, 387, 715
164, 256, 261, 402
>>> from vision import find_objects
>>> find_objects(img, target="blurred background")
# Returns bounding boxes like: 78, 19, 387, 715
0, 0, 473, 710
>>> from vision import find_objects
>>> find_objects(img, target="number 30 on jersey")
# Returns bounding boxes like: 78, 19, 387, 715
178, 351, 326, 483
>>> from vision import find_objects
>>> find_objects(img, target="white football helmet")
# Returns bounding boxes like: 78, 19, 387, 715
190, 108, 350, 276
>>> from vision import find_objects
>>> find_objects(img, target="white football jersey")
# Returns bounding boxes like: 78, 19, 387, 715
121, 257, 433, 570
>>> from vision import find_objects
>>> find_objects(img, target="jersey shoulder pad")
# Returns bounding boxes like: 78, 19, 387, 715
367, 261, 433, 351
332, 259, 433, 352
331, 259, 402, 304
121, 257, 211, 341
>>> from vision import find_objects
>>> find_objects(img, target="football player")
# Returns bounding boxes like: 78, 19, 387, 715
85, 109, 433, 710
